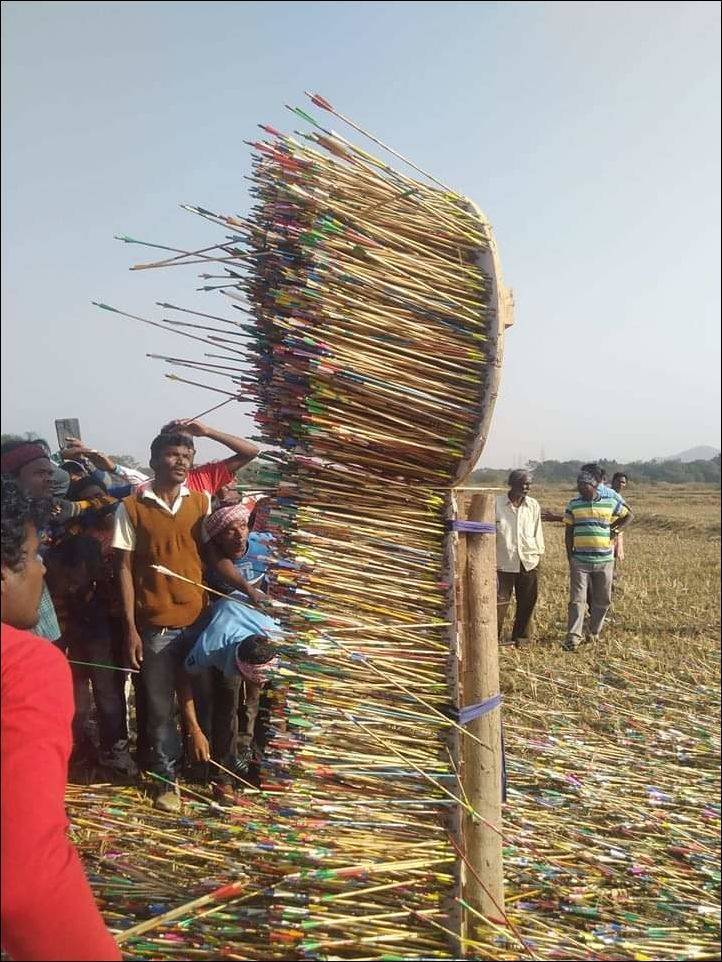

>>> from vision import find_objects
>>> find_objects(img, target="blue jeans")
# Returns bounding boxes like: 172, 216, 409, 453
139, 620, 205, 781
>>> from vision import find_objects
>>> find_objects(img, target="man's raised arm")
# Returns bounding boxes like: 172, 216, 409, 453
167, 420, 259, 473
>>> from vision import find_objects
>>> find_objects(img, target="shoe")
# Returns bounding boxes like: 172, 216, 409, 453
232, 748, 254, 778
69, 738, 98, 781
99, 740, 138, 778
154, 786, 181, 813
212, 782, 243, 807
243, 763, 262, 790
562, 637, 581, 652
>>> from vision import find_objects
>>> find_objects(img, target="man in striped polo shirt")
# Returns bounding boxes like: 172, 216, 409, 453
562, 472, 631, 651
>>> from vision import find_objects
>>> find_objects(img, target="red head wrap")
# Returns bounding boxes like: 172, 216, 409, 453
204, 503, 251, 542
0, 443, 49, 476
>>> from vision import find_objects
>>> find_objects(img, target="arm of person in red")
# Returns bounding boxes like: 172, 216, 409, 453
167, 420, 259, 494
1, 624, 121, 961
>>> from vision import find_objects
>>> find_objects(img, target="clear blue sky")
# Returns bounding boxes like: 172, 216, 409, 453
2, 1, 720, 467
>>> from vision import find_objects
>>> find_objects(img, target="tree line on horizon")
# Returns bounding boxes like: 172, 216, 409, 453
472, 454, 721, 486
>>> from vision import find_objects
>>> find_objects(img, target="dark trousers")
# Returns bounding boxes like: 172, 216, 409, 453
132, 674, 149, 768
190, 668, 243, 780
497, 567, 539, 641
238, 681, 264, 753
138, 621, 204, 781
239, 682, 273, 760
63, 611, 128, 754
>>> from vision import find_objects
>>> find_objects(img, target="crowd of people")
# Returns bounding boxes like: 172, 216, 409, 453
1, 421, 282, 814
1, 420, 289, 956
1, 431, 635, 801
1, 425, 634, 959
494, 464, 632, 651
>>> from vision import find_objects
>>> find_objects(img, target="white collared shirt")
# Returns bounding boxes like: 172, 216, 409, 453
112, 484, 211, 552
495, 494, 545, 573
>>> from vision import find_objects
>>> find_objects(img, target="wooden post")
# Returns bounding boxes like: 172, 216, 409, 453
460, 492, 505, 926
448, 490, 468, 957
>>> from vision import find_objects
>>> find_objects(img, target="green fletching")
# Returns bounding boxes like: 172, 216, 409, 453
290, 107, 321, 128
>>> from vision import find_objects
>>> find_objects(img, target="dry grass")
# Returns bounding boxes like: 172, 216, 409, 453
501, 484, 720, 703
502, 485, 720, 710
483, 484, 721, 960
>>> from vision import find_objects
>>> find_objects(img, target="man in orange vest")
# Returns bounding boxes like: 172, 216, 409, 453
113, 428, 227, 811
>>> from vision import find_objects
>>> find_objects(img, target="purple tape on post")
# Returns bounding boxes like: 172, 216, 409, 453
449, 520, 496, 534
456, 693, 503, 726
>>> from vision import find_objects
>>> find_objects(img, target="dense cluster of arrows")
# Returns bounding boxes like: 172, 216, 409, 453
95, 92, 504, 958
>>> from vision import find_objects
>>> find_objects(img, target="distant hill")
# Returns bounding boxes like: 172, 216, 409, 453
666, 446, 720, 463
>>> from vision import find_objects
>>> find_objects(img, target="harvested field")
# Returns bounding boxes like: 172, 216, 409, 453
487, 484, 721, 960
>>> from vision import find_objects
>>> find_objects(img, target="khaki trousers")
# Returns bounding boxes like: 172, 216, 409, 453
568, 560, 613, 642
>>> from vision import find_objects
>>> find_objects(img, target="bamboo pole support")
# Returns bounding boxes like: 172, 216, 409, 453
447, 488, 467, 958
460, 491, 505, 930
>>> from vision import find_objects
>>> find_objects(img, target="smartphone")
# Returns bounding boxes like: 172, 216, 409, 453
55, 419, 81, 450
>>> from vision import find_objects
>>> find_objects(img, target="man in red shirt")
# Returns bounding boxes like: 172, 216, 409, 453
160, 419, 259, 493
1, 477, 120, 961
60, 419, 259, 497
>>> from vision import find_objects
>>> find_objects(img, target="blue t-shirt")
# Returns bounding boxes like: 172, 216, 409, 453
184, 596, 283, 677
210, 532, 275, 593
597, 483, 626, 506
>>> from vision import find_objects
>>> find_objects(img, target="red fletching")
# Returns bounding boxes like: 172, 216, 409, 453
212, 881, 245, 901
308, 92, 333, 111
